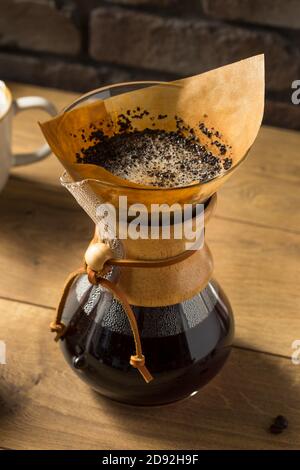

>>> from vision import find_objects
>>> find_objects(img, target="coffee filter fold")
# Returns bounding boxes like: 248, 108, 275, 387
40, 55, 264, 208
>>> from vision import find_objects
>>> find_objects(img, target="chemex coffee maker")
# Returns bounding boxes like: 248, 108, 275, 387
40, 56, 264, 406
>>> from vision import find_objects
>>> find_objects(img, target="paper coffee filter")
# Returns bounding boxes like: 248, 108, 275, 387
40, 55, 264, 208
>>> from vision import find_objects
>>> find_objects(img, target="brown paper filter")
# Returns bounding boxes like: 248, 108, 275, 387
40, 55, 264, 209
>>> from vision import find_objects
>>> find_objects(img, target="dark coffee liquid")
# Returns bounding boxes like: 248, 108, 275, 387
61, 279, 233, 406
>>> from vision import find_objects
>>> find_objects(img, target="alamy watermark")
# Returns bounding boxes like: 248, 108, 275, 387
0, 340, 6, 364
291, 339, 300, 365
95, 196, 205, 250
291, 80, 300, 105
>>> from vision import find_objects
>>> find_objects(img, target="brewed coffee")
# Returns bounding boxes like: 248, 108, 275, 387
60, 277, 233, 406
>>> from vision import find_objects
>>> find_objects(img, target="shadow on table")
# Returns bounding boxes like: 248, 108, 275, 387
90, 342, 299, 449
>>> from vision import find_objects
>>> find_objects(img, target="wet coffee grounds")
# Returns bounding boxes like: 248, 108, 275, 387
76, 127, 232, 188
74, 109, 232, 188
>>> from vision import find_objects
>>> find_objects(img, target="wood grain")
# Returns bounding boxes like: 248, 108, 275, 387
8, 83, 300, 233
0, 178, 93, 309
217, 126, 300, 233
207, 217, 300, 357
0, 176, 298, 356
0, 297, 299, 450
1, 82, 299, 450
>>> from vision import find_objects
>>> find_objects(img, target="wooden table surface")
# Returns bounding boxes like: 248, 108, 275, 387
0, 82, 299, 450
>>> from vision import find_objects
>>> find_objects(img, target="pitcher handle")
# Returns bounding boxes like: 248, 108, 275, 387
12, 96, 57, 167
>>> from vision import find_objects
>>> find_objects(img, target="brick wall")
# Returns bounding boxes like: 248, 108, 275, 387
0, 0, 299, 129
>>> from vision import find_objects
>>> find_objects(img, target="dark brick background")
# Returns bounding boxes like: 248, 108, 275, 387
0, 0, 299, 129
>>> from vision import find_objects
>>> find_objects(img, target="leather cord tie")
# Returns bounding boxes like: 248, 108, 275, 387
50, 240, 197, 384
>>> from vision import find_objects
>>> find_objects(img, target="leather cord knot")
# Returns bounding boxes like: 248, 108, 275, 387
130, 354, 145, 367
51, 237, 198, 384
50, 321, 66, 341
86, 266, 100, 285
130, 354, 153, 383
51, 264, 153, 383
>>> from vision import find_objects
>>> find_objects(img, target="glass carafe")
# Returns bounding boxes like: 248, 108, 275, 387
49, 82, 244, 406
60, 272, 233, 405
